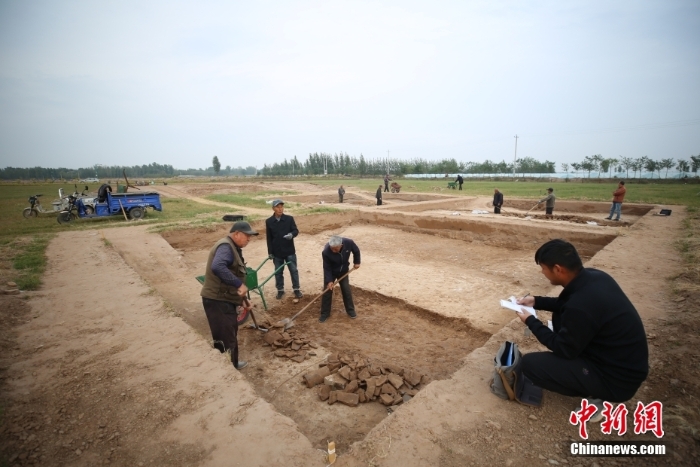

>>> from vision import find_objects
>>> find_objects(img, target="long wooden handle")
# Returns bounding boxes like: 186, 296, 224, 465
287, 268, 355, 322
117, 199, 128, 221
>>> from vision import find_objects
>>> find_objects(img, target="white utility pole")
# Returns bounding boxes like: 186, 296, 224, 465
513, 135, 518, 177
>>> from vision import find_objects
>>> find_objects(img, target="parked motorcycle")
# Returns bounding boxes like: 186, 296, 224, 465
22, 194, 50, 218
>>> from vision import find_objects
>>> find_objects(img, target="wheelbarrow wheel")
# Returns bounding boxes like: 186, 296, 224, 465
237, 307, 251, 325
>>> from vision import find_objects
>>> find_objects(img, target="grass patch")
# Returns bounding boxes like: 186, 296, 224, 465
8, 235, 52, 290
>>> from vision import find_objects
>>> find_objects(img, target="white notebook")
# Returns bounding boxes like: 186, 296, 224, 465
500, 296, 537, 318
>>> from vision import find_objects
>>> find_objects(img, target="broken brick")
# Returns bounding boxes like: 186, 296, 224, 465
358, 388, 366, 403
387, 374, 403, 389
368, 365, 381, 376
338, 366, 352, 380
324, 373, 348, 390
379, 394, 394, 405
303, 366, 331, 388
344, 380, 359, 393
381, 383, 397, 396
291, 342, 302, 351
328, 391, 338, 405
328, 362, 341, 372
318, 385, 331, 401
336, 392, 359, 407
365, 380, 376, 397
357, 368, 371, 381
392, 394, 402, 405
263, 330, 284, 345
420, 375, 431, 386
374, 386, 381, 397
291, 355, 305, 363
404, 369, 422, 387
384, 363, 403, 375
375, 375, 388, 387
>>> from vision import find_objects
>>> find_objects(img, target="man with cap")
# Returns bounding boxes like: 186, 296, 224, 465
320, 235, 361, 322
537, 188, 556, 218
200, 221, 258, 370
376, 185, 383, 206
266, 199, 302, 300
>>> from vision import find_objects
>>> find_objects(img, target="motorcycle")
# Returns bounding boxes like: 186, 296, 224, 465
23, 194, 51, 218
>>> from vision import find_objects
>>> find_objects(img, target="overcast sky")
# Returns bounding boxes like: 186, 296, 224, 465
1, 0, 698, 170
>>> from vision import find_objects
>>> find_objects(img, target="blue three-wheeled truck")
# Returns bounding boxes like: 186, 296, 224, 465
57, 187, 162, 224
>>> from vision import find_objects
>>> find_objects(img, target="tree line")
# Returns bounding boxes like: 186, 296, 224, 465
562, 155, 700, 179
258, 153, 556, 176
0, 162, 257, 180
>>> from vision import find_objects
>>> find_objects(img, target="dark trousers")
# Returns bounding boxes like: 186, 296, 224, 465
339, 194, 343, 203
545, 207, 553, 215
522, 352, 639, 402
377, 199, 382, 205
320, 276, 355, 319
494, 206, 501, 214
202, 298, 239, 367
458, 183, 463, 190
384, 183, 389, 192
273, 254, 300, 292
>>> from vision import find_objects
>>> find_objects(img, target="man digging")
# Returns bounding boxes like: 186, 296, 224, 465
319, 235, 361, 323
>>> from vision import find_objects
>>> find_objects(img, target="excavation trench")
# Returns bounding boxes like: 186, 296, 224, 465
158, 209, 624, 453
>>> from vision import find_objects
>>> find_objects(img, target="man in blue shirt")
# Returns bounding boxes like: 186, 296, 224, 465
266, 200, 302, 300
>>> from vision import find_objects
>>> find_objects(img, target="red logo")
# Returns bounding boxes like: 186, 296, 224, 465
633, 401, 664, 438
570, 399, 664, 439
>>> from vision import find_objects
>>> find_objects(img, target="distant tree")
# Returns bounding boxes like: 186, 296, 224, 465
619, 157, 634, 178
589, 154, 604, 178
571, 162, 581, 177
212, 156, 221, 174
601, 158, 618, 178
581, 157, 596, 178
689, 155, 700, 174
659, 158, 675, 178
643, 158, 657, 178
677, 159, 689, 177
561, 163, 569, 177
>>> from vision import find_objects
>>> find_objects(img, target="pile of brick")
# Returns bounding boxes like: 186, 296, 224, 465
262, 328, 318, 363
3, 281, 20, 295
302, 353, 430, 408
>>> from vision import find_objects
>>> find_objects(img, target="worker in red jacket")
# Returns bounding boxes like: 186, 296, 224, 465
605, 181, 626, 221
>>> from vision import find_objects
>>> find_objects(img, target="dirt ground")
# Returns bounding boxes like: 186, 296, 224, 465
1, 182, 698, 466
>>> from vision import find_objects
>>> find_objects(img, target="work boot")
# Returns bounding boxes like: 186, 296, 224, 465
294, 290, 303, 298
319, 315, 329, 323
347, 310, 357, 319
276, 291, 285, 300
605, 217, 612, 220
235, 361, 248, 370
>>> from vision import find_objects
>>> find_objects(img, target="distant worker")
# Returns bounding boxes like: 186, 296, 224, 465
320, 235, 361, 322
537, 188, 556, 218
605, 181, 626, 222
384, 174, 391, 192
493, 188, 503, 214
200, 221, 259, 370
97, 183, 112, 202
376, 185, 383, 206
338, 185, 345, 203
456, 174, 464, 190
266, 200, 302, 300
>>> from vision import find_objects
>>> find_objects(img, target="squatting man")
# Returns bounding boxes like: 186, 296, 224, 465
515, 239, 648, 421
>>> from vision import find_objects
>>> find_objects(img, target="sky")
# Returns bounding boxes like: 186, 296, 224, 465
1, 0, 699, 170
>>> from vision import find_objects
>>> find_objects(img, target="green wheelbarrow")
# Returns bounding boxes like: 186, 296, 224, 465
196, 257, 290, 313
447, 181, 458, 189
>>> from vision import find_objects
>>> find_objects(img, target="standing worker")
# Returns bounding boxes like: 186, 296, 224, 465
338, 185, 345, 203
605, 181, 626, 221
384, 174, 391, 192
266, 200, 302, 299
200, 221, 259, 370
376, 185, 383, 206
537, 188, 556, 218
320, 235, 361, 322
493, 188, 503, 214
456, 174, 464, 190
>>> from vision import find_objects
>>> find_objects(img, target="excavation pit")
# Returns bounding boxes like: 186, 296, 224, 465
237, 288, 490, 453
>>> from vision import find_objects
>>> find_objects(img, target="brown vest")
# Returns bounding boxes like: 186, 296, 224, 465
200, 236, 247, 304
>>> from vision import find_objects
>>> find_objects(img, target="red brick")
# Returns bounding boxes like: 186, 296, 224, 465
318, 385, 331, 401
379, 394, 394, 405
303, 366, 331, 388
381, 383, 397, 396
344, 380, 359, 393
387, 374, 403, 389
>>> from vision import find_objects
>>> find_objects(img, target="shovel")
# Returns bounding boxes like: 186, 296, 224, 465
242, 299, 268, 333
275, 269, 355, 330
525, 202, 540, 215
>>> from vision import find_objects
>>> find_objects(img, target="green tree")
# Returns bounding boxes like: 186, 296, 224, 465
690, 155, 700, 174
212, 156, 221, 174
660, 158, 675, 178
676, 159, 689, 176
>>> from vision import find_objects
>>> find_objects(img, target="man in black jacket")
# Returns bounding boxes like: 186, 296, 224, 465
266, 200, 302, 299
376, 185, 382, 206
493, 188, 503, 214
516, 239, 648, 420
319, 236, 361, 322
